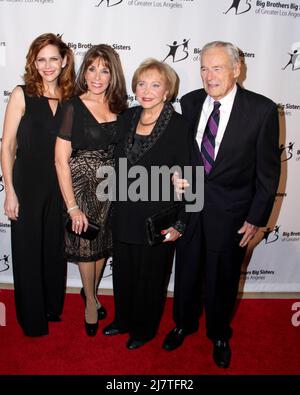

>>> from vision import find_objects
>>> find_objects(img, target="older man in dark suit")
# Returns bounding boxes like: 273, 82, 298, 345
162, 41, 280, 368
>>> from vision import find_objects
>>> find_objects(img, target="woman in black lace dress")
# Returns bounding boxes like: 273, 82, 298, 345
55, 45, 127, 336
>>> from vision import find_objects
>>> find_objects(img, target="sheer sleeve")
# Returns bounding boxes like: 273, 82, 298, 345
58, 101, 74, 141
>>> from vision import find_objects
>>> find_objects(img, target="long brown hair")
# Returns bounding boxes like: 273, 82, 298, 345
76, 44, 127, 114
23, 33, 75, 101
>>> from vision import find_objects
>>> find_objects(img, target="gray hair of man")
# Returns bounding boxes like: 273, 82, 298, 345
200, 41, 241, 68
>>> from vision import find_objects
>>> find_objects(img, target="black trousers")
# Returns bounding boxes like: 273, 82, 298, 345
11, 162, 65, 336
174, 217, 246, 341
112, 239, 175, 341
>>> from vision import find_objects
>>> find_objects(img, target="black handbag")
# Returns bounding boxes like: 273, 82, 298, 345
146, 204, 181, 246
65, 218, 100, 240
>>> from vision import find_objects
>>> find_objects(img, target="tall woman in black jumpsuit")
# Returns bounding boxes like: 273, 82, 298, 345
1, 33, 75, 336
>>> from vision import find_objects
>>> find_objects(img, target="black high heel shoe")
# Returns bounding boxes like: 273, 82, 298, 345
80, 288, 107, 320
84, 309, 99, 337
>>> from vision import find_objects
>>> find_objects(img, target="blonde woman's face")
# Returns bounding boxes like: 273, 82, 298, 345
135, 69, 169, 110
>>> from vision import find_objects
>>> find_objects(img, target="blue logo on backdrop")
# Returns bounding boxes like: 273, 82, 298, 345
0, 175, 4, 192
95, 0, 123, 6
224, 0, 252, 15
262, 226, 280, 244
280, 142, 294, 162
102, 260, 112, 278
163, 39, 190, 63
282, 42, 300, 71
0, 255, 10, 273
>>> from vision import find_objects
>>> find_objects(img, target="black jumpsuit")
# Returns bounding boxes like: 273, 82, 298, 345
11, 86, 65, 336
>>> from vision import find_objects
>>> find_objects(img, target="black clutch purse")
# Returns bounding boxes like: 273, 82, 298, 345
65, 218, 100, 240
146, 204, 181, 246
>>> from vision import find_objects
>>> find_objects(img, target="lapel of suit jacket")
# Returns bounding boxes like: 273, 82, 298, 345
209, 85, 248, 177
191, 91, 206, 140
185, 91, 207, 167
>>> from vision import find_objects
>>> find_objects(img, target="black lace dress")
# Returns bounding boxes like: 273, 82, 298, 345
58, 96, 117, 262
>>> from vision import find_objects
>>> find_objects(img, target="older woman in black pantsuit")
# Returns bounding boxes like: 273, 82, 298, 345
103, 59, 190, 349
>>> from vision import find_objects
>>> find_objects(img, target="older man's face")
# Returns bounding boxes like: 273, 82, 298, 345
200, 47, 240, 101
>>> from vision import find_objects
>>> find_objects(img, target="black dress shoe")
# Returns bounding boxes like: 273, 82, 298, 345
126, 338, 146, 350
80, 288, 107, 320
213, 340, 231, 368
162, 327, 195, 351
85, 320, 99, 337
46, 313, 61, 322
103, 322, 127, 336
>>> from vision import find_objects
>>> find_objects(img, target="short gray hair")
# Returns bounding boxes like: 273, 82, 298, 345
201, 41, 240, 66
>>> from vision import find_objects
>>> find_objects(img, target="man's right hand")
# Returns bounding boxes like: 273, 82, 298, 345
172, 170, 190, 199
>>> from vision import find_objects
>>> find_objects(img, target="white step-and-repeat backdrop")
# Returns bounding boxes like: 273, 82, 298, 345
0, 0, 299, 292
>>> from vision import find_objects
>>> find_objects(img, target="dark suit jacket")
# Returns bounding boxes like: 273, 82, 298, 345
181, 85, 280, 251
112, 103, 190, 244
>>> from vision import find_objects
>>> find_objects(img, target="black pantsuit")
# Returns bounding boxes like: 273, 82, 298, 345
10, 86, 65, 336
113, 241, 174, 341
112, 103, 190, 342
11, 170, 65, 336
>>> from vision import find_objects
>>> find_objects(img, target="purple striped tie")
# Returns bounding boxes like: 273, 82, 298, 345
201, 101, 221, 174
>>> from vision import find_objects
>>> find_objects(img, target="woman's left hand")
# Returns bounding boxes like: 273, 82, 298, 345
70, 208, 89, 235
161, 226, 182, 242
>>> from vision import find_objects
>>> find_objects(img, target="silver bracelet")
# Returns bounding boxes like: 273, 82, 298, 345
67, 205, 79, 213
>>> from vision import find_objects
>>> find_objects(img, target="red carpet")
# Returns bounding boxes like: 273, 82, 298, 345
0, 289, 299, 375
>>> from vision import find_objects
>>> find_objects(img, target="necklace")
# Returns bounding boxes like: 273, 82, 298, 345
139, 117, 158, 126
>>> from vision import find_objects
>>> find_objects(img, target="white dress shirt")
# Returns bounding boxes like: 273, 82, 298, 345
196, 84, 237, 159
